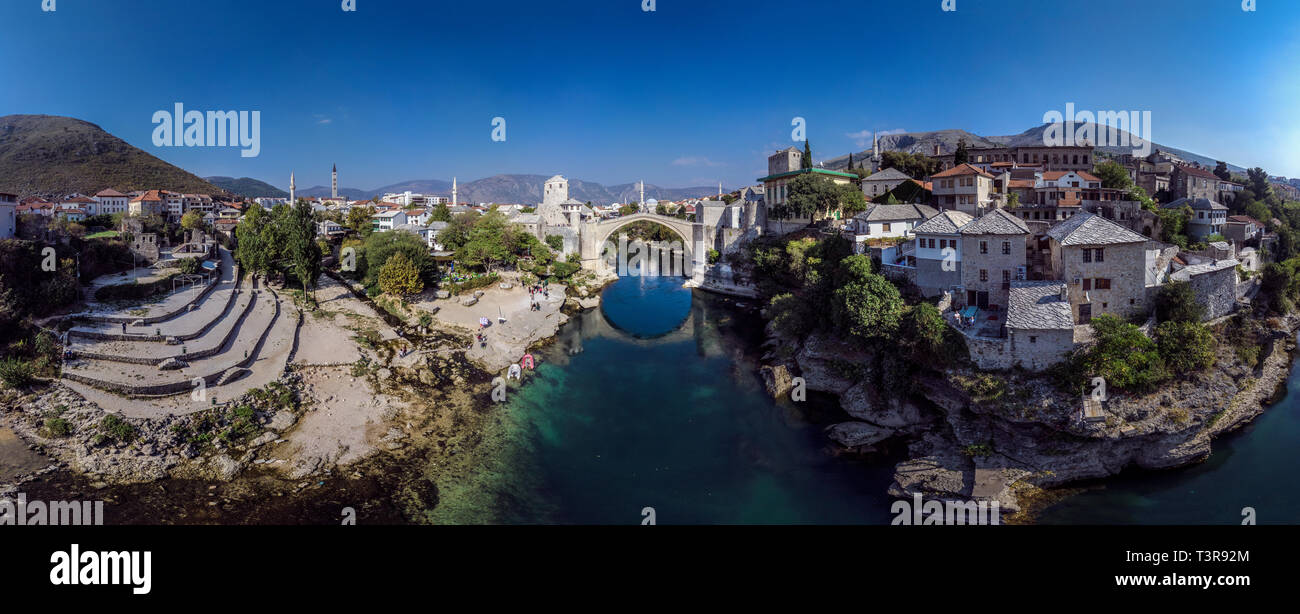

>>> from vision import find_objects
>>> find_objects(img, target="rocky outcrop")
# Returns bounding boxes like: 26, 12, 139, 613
758, 309, 1300, 517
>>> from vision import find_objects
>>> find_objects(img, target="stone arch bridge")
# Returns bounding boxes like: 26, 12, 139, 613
579, 213, 708, 281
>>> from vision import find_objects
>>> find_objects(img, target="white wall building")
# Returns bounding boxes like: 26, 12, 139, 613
0, 192, 17, 239
94, 189, 129, 215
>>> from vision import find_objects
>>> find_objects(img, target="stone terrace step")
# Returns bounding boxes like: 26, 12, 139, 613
68, 288, 257, 365
73, 248, 236, 326
61, 289, 283, 397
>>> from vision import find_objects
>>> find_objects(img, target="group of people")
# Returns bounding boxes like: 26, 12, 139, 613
528, 280, 550, 311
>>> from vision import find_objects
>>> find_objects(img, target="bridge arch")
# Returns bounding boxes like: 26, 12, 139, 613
581, 213, 705, 278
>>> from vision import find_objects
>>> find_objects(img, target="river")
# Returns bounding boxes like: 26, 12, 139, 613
436, 274, 901, 524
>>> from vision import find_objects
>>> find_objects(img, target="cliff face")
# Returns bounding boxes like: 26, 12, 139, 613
762, 315, 1300, 514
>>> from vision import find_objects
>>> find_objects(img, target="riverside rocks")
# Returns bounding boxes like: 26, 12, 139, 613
760, 314, 1300, 517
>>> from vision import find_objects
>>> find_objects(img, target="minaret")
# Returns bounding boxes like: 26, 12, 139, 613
331, 164, 337, 199
452, 177, 458, 207
289, 172, 296, 204
718, 182, 722, 199
639, 180, 645, 207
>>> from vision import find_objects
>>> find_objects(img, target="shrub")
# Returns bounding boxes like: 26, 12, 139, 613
1153, 281, 1204, 323
44, 417, 72, 437
99, 414, 136, 443
0, 358, 36, 388
1155, 320, 1216, 372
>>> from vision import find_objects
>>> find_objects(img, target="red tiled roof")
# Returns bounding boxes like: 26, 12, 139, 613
1176, 164, 1219, 180
133, 190, 164, 202
1008, 179, 1035, 188
1227, 215, 1262, 226
95, 189, 127, 197
932, 163, 994, 179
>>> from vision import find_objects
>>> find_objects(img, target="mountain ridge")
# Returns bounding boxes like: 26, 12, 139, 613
0, 114, 228, 198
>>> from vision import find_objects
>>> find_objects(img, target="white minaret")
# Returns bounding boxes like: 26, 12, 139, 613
718, 182, 723, 198
331, 164, 337, 199
289, 172, 296, 204
639, 180, 645, 207
452, 177, 457, 207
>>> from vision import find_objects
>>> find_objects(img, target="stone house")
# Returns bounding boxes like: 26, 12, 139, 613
846, 203, 939, 245
1005, 281, 1076, 371
912, 210, 974, 297
1043, 211, 1151, 324
1163, 197, 1227, 241
932, 163, 996, 217
859, 167, 912, 200
1170, 259, 1240, 321
959, 209, 1030, 310
1224, 215, 1263, 246
1171, 163, 1220, 201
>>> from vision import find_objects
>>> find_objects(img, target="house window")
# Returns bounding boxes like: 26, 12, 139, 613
980, 241, 988, 254
882, 223, 891, 233
1083, 279, 1091, 291
938, 239, 946, 249
1002, 270, 1011, 282
979, 269, 988, 282
1095, 248, 1104, 262
1082, 249, 1092, 263
1002, 241, 1011, 255
1095, 278, 1112, 290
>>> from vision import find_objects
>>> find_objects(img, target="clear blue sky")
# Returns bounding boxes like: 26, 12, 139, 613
2, 0, 1297, 192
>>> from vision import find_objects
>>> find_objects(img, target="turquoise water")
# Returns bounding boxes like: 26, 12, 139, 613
496, 275, 897, 524
491, 275, 1300, 525
1039, 351, 1300, 524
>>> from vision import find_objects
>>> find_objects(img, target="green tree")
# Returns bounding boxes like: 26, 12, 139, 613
180, 210, 203, 231
284, 200, 322, 296
953, 138, 969, 165
377, 251, 424, 296
362, 228, 431, 288
802, 140, 812, 169
429, 203, 452, 223
235, 203, 272, 274
1213, 161, 1232, 181
456, 211, 514, 271
1153, 280, 1204, 323
831, 273, 903, 341
1155, 320, 1216, 373
788, 174, 864, 221
1092, 159, 1134, 190
902, 302, 948, 364
545, 234, 564, 252
345, 204, 376, 236
1074, 315, 1169, 391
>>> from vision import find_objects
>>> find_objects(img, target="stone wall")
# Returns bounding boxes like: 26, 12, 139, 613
1007, 328, 1074, 371
1054, 241, 1147, 322
964, 335, 1013, 370
961, 233, 1027, 308
1187, 266, 1238, 320
916, 258, 962, 297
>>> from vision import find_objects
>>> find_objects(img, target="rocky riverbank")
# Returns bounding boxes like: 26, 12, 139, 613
758, 314, 1300, 520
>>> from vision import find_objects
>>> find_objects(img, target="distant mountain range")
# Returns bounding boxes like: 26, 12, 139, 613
0, 114, 227, 198
820, 124, 1249, 175
248, 174, 725, 205
0, 114, 1263, 203
205, 176, 287, 199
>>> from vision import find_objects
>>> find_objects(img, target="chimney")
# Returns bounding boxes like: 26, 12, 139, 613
1060, 285, 1069, 302
935, 144, 941, 156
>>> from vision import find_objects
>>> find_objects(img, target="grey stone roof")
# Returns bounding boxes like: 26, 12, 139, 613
959, 208, 1030, 235
913, 210, 974, 235
512, 213, 541, 224
863, 167, 912, 182
1171, 258, 1239, 281
1006, 281, 1074, 330
853, 203, 939, 223
1044, 211, 1148, 246
1163, 197, 1227, 210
